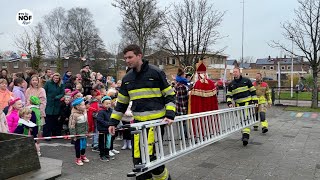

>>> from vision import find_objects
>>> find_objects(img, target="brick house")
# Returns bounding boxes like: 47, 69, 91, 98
255, 57, 310, 73
144, 50, 228, 81
0, 56, 126, 81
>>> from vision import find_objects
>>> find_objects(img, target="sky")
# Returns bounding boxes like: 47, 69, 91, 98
0, 0, 299, 60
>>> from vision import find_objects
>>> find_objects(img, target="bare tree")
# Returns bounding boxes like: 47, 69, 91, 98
87, 34, 105, 58
14, 23, 45, 71
43, 7, 67, 72
14, 29, 33, 56
271, 0, 320, 108
106, 42, 127, 78
43, 7, 67, 58
112, 0, 164, 55
160, 0, 225, 67
65, 7, 101, 59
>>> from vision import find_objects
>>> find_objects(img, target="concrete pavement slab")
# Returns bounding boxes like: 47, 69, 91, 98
34, 106, 320, 179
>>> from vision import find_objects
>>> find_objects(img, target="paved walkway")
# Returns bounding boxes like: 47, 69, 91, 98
40, 106, 320, 180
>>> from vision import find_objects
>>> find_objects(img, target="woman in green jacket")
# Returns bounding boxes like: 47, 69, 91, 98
43, 73, 65, 138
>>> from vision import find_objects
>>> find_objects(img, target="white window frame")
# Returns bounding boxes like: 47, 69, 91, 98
287, 66, 291, 70
281, 66, 285, 70
13, 62, 19, 69
269, 66, 274, 70
25, 62, 31, 68
262, 66, 266, 70
245, 73, 249, 76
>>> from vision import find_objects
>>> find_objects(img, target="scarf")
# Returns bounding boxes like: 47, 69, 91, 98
176, 75, 189, 86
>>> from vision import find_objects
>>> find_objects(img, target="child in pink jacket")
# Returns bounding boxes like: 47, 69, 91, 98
6, 98, 23, 133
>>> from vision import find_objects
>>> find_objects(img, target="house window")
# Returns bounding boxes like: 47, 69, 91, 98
50, 61, 57, 67
172, 58, 176, 65
281, 66, 285, 70
245, 73, 249, 76
25, 62, 31, 68
287, 66, 291, 70
2, 63, 7, 68
13, 62, 18, 69
270, 66, 274, 70
64, 61, 68, 68
262, 66, 266, 70
166, 58, 170, 65
159, 60, 164, 65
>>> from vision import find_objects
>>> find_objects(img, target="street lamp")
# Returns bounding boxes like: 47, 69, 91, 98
290, 36, 294, 98
241, 0, 245, 65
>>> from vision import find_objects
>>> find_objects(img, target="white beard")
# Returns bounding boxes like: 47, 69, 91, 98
195, 73, 208, 81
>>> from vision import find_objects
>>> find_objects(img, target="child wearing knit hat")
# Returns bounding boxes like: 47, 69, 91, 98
96, 95, 115, 161
71, 90, 83, 100
6, 98, 23, 133
69, 98, 90, 166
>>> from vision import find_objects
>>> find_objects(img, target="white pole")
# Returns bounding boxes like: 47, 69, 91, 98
290, 38, 294, 98
278, 61, 281, 96
241, 0, 245, 66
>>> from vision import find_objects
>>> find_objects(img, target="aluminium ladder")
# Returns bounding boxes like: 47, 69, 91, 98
126, 105, 259, 177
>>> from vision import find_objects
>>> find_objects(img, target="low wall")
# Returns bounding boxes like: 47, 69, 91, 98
0, 133, 40, 179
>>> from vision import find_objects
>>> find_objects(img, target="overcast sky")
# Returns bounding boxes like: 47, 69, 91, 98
0, 0, 299, 60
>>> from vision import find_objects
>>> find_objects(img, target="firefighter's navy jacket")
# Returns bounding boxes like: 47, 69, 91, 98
110, 60, 176, 125
226, 75, 258, 106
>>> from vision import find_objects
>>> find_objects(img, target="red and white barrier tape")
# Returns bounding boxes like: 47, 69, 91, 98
33, 128, 130, 140
34, 133, 96, 140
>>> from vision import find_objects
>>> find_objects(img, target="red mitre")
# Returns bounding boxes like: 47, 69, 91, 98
196, 63, 206, 73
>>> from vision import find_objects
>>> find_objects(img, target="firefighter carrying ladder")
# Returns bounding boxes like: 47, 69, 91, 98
125, 105, 259, 177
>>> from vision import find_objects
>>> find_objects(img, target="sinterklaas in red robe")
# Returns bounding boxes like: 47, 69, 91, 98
188, 78, 219, 139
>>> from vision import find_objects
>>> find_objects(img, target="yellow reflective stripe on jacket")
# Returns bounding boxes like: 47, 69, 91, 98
133, 109, 166, 121
251, 95, 258, 101
235, 96, 252, 104
165, 102, 176, 112
111, 110, 123, 121
161, 86, 175, 97
133, 128, 155, 158
128, 88, 162, 100
117, 93, 130, 104
258, 96, 267, 104
232, 86, 249, 94
226, 91, 233, 96
249, 86, 256, 92
227, 98, 232, 102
